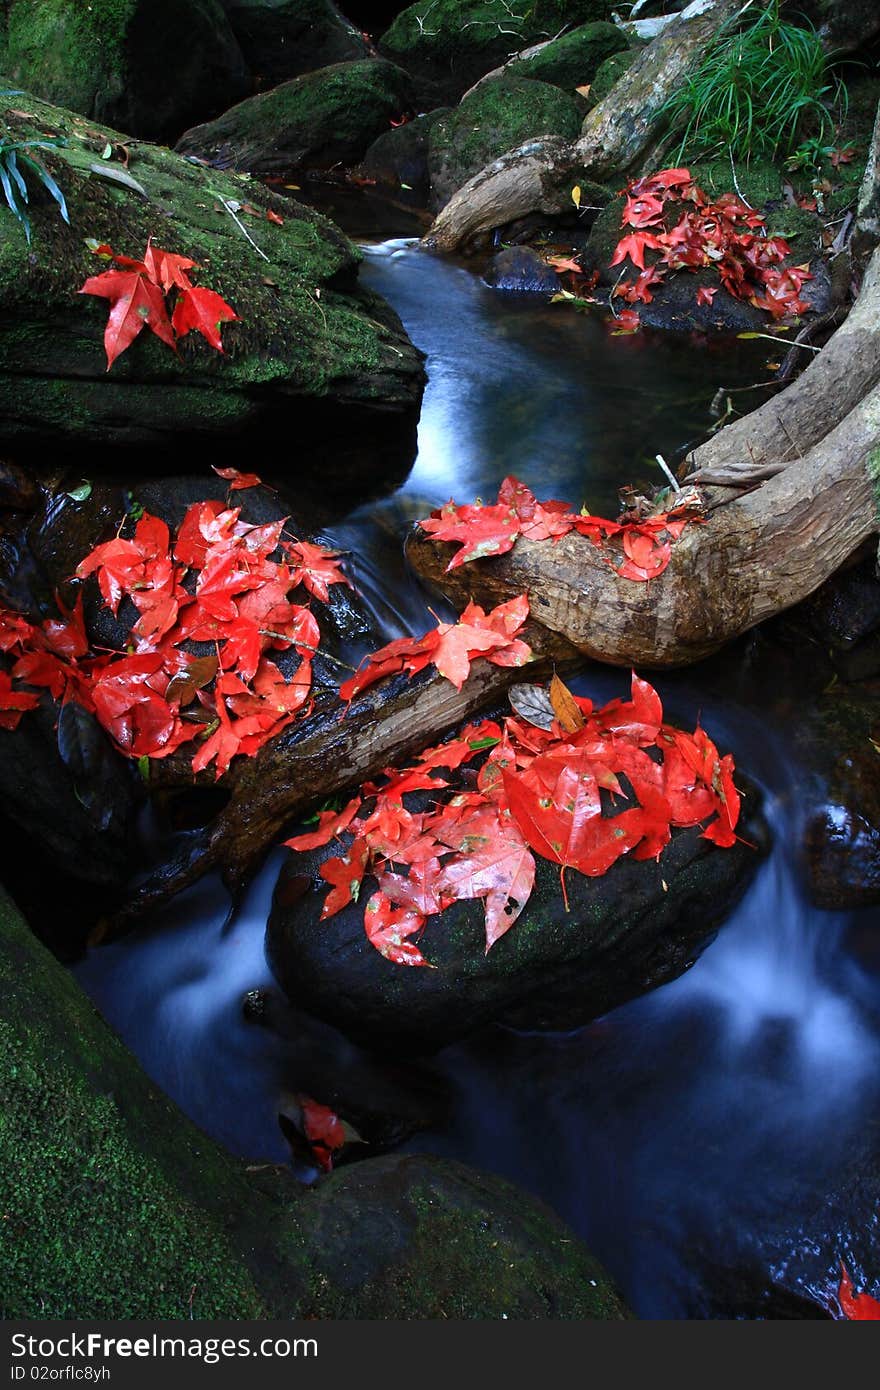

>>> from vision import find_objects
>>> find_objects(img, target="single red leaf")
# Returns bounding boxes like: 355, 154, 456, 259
363, 890, 433, 967
838, 1263, 880, 1320
171, 285, 239, 352
212, 466, 263, 490
80, 268, 176, 369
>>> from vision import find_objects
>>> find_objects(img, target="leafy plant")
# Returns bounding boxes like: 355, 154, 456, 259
0, 137, 69, 242
658, 1, 844, 162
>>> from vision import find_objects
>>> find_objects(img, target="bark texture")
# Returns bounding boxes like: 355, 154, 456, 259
423, 0, 738, 252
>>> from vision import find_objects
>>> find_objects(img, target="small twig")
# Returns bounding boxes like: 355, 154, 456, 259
213, 191, 269, 261
654, 454, 681, 492
729, 150, 755, 211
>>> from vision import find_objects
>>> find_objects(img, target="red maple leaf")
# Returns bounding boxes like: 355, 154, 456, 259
285, 539, 351, 604
610, 231, 666, 271
80, 267, 175, 370
838, 1263, 880, 1319
212, 466, 263, 490
363, 890, 432, 967
297, 1094, 346, 1172
172, 285, 239, 352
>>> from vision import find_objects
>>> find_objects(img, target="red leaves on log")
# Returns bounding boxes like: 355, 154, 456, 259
338, 594, 533, 701
417, 475, 700, 581
284, 676, 742, 966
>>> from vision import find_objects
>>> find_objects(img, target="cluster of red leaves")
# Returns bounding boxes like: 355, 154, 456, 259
285, 674, 741, 967
80, 239, 239, 370
417, 475, 698, 582
609, 166, 812, 330
338, 593, 533, 701
0, 480, 351, 778
838, 1263, 880, 1320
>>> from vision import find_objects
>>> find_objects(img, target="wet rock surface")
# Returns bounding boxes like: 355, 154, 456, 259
0, 886, 630, 1319
267, 775, 770, 1052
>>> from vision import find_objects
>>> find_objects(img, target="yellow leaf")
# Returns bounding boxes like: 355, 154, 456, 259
575, 84, 592, 99
549, 674, 585, 734
571, 184, 581, 209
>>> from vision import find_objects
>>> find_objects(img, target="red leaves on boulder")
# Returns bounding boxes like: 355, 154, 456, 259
417, 476, 701, 583
212, 466, 263, 491
0, 481, 352, 778
80, 239, 238, 369
339, 594, 532, 701
284, 678, 742, 966
838, 1263, 880, 1320
608, 167, 813, 322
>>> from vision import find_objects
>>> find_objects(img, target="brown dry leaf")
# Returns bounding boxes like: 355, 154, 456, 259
550, 673, 585, 733
508, 681, 555, 730
575, 83, 592, 99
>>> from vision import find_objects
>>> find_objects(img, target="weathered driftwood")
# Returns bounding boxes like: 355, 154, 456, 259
423, 0, 739, 252
112, 625, 579, 928
687, 248, 880, 485
418, 150, 880, 625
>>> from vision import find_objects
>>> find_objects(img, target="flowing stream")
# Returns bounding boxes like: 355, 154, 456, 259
75, 239, 880, 1318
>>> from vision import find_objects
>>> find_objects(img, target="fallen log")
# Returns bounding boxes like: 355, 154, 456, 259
407, 379, 880, 668
423, 0, 739, 253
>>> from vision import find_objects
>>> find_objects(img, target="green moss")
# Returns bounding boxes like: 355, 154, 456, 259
512, 22, 629, 94
0, 90, 423, 449
688, 157, 784, 209
176, 59, 416, 173
428, 75, 581, 207
587, 46, 638, 107
5, 0, 135, 119
0, 887, 629, 1319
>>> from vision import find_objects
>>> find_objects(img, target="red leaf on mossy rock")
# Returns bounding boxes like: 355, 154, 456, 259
297, 1094, 346, 1172
80, 268, 175, 370
172, 285, 239, 352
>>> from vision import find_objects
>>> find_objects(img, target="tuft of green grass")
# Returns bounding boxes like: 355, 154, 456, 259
658, 0, 846, 163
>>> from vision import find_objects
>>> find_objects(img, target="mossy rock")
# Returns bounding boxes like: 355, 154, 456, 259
2, 0, 250, 143
219, 0, 371, 86
0, 91, 424, 460
379, 0, 617, 104
427, 75, 582, 210
0, 886, 630, 1318
267, 773, 769, 1051
586, 45, 638, 108
507, 21, 629, 98
176, 58, 416, 173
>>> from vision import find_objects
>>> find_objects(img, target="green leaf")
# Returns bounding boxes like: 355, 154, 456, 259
65, 480, 92, 502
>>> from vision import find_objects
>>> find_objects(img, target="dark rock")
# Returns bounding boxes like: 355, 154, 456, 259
176, 58, 416, 173
0, 94, 424, 465
801, 559, 880, 651
219, 0, 371, 87
483, 246, 560, 292
0, 887, 630, 1318
2, 0, 250, 143
427, 75, 581, 210
357, 109, 449, 202
379, 0, 617, 106
266, 779, 770, 1051
797, 681, 880, 908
